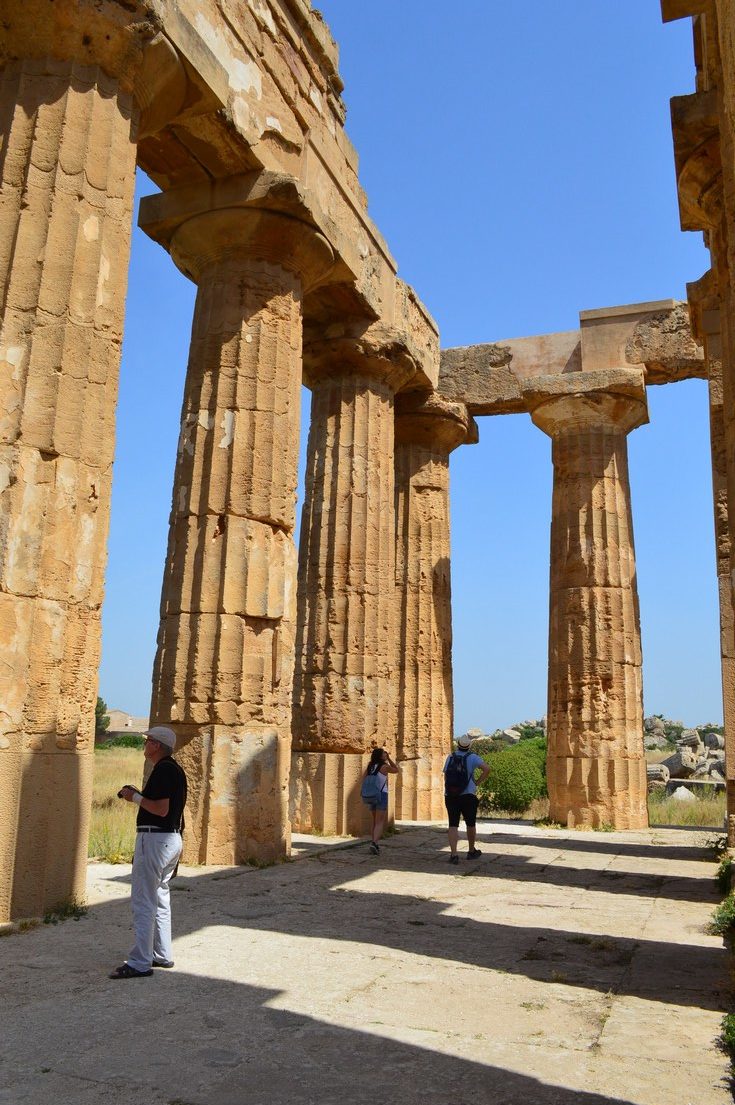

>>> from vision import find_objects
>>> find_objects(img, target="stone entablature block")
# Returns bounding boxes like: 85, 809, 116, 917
439, 300, 704, 415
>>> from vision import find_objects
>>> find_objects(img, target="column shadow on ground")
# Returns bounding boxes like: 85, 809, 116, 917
485, 828, 717, 863
384, 827, 722, 904
90, 825, 728, 1013
0, 967, 645, 1105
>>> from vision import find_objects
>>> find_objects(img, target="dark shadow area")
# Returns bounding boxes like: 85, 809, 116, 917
484, 830, 716, 865
0, 966, 642, 1105
367, 826, 721, 905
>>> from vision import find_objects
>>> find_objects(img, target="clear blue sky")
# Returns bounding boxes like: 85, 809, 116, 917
100, 2, 718, 732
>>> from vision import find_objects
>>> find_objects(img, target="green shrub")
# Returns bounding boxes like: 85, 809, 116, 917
709, 893, 735, 939
720, 1013, 735, 1065
95, 696, 110, 737
518, 724, 545, 742
98, 733, 145, 749
716, 855, 734, 894
478, 746, 546, 814
473, 737, 506, 758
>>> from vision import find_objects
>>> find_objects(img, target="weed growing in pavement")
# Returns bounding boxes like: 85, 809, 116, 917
709, 894, 735, 940
43, 898, 87, 925
716, 855, 734, 894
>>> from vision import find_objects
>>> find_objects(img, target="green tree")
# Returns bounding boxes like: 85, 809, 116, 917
95, 696, 110, 738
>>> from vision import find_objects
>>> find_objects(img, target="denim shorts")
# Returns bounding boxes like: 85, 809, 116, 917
368, 792, 388, 812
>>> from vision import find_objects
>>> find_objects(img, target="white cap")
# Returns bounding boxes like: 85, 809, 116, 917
144, 725, 176, 751
456, 734, 473, 750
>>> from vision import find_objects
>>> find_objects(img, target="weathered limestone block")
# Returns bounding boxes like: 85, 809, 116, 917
624, 302, 705, 384
658, 742, 694, 777
393, 391, 476, 820
143, 198, 333, 864
290, 324, 416, 835
647, 763, 670, 785
0, 3, 170, 922
524, 370, 649, 830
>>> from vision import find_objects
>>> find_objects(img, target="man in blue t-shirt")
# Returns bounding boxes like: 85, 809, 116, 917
443, 733, 490, 865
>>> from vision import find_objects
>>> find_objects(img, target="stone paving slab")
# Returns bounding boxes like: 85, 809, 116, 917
0, 822, 732, 1104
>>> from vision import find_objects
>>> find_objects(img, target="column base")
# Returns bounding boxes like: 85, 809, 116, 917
290, 751, 374, 836
3, 745, 93, 922
174, 725, 291, 865
548, 755, 649, 830
394, 753, 448, 820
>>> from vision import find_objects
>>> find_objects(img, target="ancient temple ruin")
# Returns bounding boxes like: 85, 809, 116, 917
0, 0, 733, 922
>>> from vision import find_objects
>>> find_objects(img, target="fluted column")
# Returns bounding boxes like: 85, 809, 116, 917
0, 2, 183, 922
689, 272, 735, 843
291, 328, 416, 834
393, 393, 476, 820
145, 204, 333, 864
524, 371, 649, 829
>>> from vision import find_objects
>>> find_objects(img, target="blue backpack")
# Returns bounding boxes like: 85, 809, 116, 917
444, 752, 470, 797
361, 765, 384, 804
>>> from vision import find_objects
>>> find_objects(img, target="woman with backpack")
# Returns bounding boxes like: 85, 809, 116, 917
361, 747, 399, 855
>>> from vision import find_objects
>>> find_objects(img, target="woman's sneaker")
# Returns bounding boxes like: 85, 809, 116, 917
448, 854, 459, 865
369, 842, 380, 855
467, 848, 482, 860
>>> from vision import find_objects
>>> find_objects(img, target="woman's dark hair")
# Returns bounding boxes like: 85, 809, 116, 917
369, 747, 385, 769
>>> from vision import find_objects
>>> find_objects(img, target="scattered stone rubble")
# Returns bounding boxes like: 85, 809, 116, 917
643, 718, 725, 793
461, 719, 547, 745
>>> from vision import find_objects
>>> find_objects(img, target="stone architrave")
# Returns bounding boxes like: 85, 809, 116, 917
290, 327, 416, 835
141, 201, 333, 865
393, 392, 476, 820
0, 1, 192, 922
523, 370, 649, 830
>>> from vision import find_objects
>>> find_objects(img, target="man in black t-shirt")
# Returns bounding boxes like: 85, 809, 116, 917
109, 726, 187, 980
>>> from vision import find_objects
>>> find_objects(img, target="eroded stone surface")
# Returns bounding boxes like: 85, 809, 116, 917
439, 301, 703, 414
524, 372, 649, 830
393, 392, 476, 820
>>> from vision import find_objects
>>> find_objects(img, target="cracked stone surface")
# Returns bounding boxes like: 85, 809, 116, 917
0, 823, 731, 1105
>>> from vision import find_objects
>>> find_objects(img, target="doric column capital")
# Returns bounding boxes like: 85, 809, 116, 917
142, 192, 335, 291
670, 91, 723, 233
522, 369, 648, 438
687, 267, 721, 343
303, 321, 419, 392
394, 391, 477, 454
0, 1, 203, 139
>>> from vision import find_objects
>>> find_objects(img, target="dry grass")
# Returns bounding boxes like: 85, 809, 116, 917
89, 747, 142, 862
648, 787, 725, 828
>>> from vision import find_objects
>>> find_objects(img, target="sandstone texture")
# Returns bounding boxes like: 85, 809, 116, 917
666, 0, 735, 845
524, 371, 649, 830
0, 0, 445, 915
2, 0, 732, 924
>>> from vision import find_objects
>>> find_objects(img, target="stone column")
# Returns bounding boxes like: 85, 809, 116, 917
0, 2, 184, 922
143, 204, 333, 865
689, 274, 735, 842
523, 371, 649, 830
393, 392, 476, 820
671, 81, 735, 839
291, 328, 416, 835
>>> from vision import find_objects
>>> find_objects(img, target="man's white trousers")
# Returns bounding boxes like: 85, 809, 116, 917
127, 832, 182, 972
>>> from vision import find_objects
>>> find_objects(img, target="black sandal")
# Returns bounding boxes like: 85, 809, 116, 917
108, 963, 153, 979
